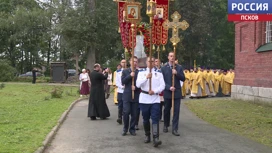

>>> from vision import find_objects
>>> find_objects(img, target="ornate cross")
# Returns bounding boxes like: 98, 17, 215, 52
162, 11, 189, 46
162, 11, 189, 114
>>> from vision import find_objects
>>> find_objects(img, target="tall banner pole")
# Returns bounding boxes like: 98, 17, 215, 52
146, 0, 157, 91
172, 44, 177, 113
131, 24, 135, 99
123, 0, 142, 99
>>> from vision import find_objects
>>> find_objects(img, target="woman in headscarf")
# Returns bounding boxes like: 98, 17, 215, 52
79, 69, 90, 97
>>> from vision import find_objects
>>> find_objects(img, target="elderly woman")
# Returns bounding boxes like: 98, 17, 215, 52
79, 69, 90, 97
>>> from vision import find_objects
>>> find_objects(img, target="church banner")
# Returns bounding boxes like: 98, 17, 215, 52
152, 0, 169, 46
118, 2, 130, 48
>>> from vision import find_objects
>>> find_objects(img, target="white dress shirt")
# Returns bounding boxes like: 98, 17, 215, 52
116, 69, 124, 93
136, 68, 165, 104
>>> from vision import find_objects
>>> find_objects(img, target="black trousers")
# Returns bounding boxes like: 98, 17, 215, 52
160, 101, 164, 120
135, 107, 140, 126
164, 98, 181, 131
32, 76, 36, 84
123, 101, 138, 133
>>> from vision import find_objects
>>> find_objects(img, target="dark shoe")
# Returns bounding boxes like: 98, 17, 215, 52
130, 131, 136, 136
172, 130, 180, 136
145, 135, 151, 143
106, 94, 110, 99
117, 118, 122, 124
153, 137, 162, 147
144, 123, 151, 143
135, 125, 139, 130
152, 124, 162, 147
163, 126, 168, 133
90, 117, 97, 120
117, 109, 123, 124
160, 119, 164, 122
122, 131, 127, 136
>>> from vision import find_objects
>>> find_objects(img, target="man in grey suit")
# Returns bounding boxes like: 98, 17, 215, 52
161, 52, 185, 136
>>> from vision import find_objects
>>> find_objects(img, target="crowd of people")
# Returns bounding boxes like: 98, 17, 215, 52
84, 52, 235, 148
181, 66, 235, 99
86, 52, 184, 147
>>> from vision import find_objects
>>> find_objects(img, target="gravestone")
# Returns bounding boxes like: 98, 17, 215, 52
50, 62, 67, 83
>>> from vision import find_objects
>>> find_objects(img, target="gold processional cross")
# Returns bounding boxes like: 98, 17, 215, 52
163, 11, 189, 46
162, 11, 189, 113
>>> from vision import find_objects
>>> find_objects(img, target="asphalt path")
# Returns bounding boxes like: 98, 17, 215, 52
44, 97, 271, 153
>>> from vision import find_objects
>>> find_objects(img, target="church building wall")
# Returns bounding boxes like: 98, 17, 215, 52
232, 21, 272, 105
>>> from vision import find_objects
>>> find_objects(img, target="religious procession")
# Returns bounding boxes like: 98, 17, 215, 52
2, 0, 272, 152
85, 0, 234, 148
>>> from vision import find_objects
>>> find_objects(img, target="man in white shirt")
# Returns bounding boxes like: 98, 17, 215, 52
116, 59, 126, 124
136, 57, 165, 147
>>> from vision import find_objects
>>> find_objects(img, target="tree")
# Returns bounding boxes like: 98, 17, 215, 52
0, 0, 235, 76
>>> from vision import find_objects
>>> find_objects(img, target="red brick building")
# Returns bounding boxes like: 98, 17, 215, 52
234, 21, 272, 87
232, 21, 272, 105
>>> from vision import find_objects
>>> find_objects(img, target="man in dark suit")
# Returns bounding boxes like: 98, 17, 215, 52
121, 56, 141, 136
161, 52, 185, 136
32, 68, 38, 84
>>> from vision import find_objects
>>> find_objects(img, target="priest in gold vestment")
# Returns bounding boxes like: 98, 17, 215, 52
214, 70, 224, 97
113, 64, 121, 104
206, 68, 216, 97
222, 70, 233, 96
190, 68, 203, 98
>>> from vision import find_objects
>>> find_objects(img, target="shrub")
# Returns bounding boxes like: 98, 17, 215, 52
0, 83, 5, 90
0, 60, 16, 81
65, 88, 76, 96
44, 96, 50, 101
13, 76, 51, 83
51, 87, 64, 98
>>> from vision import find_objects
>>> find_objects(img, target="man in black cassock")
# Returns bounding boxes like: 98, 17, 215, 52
88, 64, 110, 120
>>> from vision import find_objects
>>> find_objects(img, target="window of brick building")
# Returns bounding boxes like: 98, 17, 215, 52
266, 21, 272, 43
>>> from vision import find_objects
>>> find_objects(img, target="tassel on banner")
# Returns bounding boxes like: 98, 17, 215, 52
152, 44, 155, 50
156, 46, 160, 52
125, 48, 128, 52
162, 45, 166, 51
118, 27, 121, 33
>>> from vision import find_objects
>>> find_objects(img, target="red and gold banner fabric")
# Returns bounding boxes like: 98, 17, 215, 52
118, 2, 130, 48
152, 0, 169, 46
118, 1, 149, 53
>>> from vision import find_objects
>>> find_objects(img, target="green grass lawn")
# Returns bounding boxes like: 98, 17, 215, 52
185, 98, 272, 148
0, 84, 80, 153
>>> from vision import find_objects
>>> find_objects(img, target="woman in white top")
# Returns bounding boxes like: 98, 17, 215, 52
105, 68, 112, 99
79, 69, 90, 97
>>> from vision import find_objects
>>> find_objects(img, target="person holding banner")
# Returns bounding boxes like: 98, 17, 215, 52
161, 52, 185, 136
136, 57, 165, 147
121, 56, 141, 136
